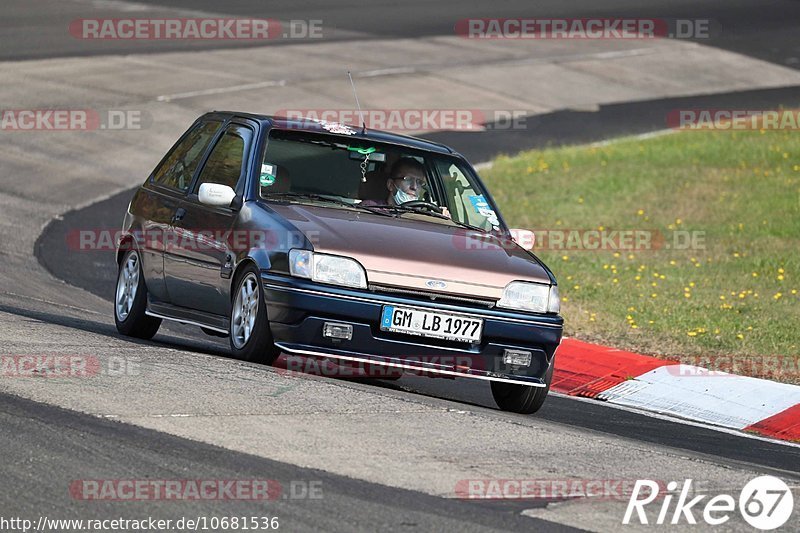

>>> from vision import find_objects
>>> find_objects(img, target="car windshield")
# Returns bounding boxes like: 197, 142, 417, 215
259, 129, 503, 233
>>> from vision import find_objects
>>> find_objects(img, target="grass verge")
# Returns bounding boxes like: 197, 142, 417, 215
482, 127, 799, 381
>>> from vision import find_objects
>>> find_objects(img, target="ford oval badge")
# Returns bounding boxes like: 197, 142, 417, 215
426, 280, 447, 289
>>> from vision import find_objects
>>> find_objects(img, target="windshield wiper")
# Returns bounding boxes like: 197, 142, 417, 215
369, 203, 491, 231
367, 204, 489, 231
265, 192, 346, 205
264, 192, 394, 216
449, 219, 491, 233
365, 204, 450, 220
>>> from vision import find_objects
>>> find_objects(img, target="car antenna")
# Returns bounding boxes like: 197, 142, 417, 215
347, 70, 367, 134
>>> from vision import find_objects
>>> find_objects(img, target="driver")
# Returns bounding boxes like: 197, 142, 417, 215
363, 158, 450, 218
386, 157, 427, 206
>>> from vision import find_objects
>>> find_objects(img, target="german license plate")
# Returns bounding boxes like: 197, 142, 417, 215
380, 305, 483, 343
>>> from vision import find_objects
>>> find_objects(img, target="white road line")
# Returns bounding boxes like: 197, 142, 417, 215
156, 79, 287, 102
563, 47, 660, 62
473, 128, 677, 168
590, 128, 677, 147
358, 67, 418, 78
0, 291, 106, 317
156, 63, 439, 102
152, 46, 669, 104
72, 0, 232, 18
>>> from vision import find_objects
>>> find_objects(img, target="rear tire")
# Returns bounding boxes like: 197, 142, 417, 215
491, 362, 553, 414
114, 249, 161, 339
229, 264, 281, 365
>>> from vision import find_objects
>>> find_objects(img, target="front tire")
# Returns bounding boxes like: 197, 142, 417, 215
229, 265, 280, 364
114, 249, 161, 339
491, 362, 554, 414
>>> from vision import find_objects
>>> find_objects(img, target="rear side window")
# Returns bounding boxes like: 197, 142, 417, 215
152, 121, 221, 192
194, 126, 248, 193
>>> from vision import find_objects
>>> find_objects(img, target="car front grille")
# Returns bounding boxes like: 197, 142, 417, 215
368, 284, 496, 308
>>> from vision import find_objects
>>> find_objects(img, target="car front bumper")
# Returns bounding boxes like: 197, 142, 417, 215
262, 274, 563, 386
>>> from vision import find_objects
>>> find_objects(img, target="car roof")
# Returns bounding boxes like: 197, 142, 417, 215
204, 111, 457, 156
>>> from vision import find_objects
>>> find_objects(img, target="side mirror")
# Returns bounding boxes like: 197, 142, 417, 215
509, 228, 535, 250
198, 183, 236, 207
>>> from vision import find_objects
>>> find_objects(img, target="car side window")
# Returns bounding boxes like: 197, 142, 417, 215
438, 162, 500, 231
194, 126, 249, 194
152, 121, 221, 192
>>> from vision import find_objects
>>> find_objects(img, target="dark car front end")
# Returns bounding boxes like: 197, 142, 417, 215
248, 118, 563, 388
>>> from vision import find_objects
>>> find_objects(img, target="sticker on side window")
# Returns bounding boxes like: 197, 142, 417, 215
260, 163, 276, 187
468, 195, 500, 228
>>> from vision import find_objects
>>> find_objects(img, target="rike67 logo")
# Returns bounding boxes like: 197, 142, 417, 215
624, 476, 794, 529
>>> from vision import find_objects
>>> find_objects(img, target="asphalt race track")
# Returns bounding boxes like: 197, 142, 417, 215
35, 144, 800, 475
3, 1, 800, 531
1, 393, 575, 532
4, 0, 800, 69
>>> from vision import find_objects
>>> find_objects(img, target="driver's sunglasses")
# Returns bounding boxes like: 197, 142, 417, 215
394, 176, 428, 189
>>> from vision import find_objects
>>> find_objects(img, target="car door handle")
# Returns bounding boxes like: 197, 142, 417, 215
170, 207, 186, 225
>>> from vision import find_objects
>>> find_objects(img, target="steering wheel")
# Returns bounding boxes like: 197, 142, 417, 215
400, 200, 443, 214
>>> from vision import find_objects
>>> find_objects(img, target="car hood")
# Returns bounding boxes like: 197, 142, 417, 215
266, 203, 552, 300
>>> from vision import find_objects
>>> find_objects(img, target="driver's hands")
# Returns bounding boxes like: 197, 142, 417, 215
442, 207, 451, 219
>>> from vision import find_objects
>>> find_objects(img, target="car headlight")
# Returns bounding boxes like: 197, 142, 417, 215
289, 249, 367, 289
497, 281, 560, 314
547, 284, 560, 314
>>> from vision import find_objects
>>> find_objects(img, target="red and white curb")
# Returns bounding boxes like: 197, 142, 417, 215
553, 339, 800, 443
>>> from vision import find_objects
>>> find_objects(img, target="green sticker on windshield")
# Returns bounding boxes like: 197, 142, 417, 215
260, 164, 276, 187
347, 146, 376, 155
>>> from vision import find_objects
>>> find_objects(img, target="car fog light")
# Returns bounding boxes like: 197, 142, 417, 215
323, 322, 353, 341
503, 349, 532, 367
